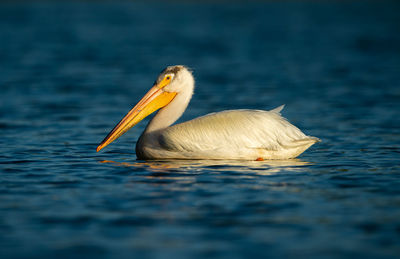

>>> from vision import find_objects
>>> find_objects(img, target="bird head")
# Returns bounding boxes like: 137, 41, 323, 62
96, 65, 193, 152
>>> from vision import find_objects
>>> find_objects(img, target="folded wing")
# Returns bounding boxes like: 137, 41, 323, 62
158, 106, 319, 159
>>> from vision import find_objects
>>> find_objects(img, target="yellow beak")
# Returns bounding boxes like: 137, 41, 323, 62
96, 85, 177, 152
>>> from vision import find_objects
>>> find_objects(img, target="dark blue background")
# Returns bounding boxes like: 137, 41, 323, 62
0, 1, 399, 258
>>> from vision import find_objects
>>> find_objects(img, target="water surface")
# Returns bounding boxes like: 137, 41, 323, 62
0, 1, 400, 258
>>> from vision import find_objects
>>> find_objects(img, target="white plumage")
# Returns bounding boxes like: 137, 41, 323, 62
97, 65, 319, 160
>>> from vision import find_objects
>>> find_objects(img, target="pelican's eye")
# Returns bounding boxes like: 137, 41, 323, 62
159, 74, 174, 88
165, 74, 174, 82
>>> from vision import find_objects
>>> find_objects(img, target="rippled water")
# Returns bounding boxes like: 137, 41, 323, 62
1, 1, 400, 258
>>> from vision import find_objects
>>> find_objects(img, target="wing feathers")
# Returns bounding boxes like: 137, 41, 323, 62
159, 107, 315, 154
270, 104, 285, 114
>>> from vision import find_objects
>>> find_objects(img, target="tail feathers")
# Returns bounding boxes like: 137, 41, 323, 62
309, 136, 321, 143
282, 136, 320, 149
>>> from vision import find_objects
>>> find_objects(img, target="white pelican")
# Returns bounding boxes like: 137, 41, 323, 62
97, 65, 319, 160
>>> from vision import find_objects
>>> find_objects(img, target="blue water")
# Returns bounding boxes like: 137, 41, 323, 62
1, 1, 400, 258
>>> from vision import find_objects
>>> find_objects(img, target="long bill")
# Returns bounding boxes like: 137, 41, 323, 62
96, 86, 177, 152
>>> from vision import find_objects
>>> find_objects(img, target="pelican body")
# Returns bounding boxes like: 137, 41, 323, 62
97, 65, 319, 160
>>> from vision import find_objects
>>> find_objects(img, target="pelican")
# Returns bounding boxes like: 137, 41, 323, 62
97, 65, 319, 160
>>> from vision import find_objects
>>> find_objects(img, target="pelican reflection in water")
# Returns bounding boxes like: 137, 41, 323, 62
97, 65, 319, 160
100, 159, 311, 175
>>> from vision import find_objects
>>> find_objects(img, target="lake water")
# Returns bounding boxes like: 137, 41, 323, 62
0, 1, 399, 258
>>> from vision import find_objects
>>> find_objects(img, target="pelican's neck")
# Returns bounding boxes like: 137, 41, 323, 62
144, 82, 194, 133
